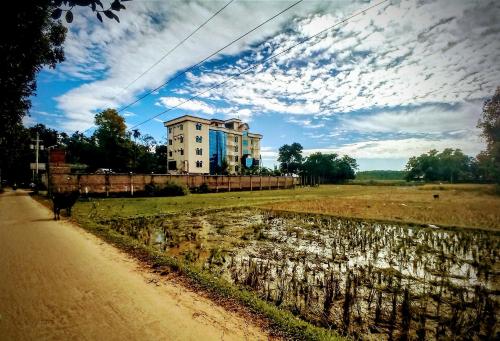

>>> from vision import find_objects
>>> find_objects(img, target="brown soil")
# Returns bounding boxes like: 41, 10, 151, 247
0, 189, 268, 340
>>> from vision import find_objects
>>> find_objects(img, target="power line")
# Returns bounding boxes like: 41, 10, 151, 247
116, 0, 304, 113
116, 0, 235, 96
129, 0, 390, 131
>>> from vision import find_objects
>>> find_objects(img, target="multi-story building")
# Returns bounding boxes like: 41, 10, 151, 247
164, 115, 262, 174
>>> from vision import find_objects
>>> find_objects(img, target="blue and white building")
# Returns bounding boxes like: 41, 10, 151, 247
164, 115, 262, 174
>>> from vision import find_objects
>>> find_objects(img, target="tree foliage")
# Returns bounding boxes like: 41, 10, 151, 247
276, 142, 358, 184
476, 87, 500, 183
0, 1, 66, 180
0, 1, 128, 185
51, 0, 130, 23
301, 153, 358, 184
0, 110, 169, 186
405, 149, 475, 182
277, 142, 303, 174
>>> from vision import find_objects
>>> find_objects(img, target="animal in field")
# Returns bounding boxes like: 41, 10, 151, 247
52, 190, 80, 220
433, 194, 440, 200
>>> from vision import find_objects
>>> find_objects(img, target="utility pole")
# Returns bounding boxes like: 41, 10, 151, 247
30, 132, 44, 183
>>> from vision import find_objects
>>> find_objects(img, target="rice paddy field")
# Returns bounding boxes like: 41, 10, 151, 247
72, 184, 500, 340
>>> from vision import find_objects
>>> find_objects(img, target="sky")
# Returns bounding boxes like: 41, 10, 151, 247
28, 0, 500, 171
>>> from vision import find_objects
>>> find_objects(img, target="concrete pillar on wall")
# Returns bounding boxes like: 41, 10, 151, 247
240, 175, 242, 190
228, 176, 231, 192
216, 176, 219, 192
260, 176, 262, 190
250, 175, 252, 191
105, 174, 110, 197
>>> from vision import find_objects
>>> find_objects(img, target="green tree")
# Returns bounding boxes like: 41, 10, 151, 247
0, 1, 128, 186
154, 144, 169, 173
301, 152, 358, 185
405, 149, 440, 181
476, 87, 500, 183
0, 1, 66, 184
405, 149, 474, 182
277, 142, 303, 174
92, 109, 132, 171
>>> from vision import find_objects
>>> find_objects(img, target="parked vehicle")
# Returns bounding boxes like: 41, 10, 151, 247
94, 168, 114, 174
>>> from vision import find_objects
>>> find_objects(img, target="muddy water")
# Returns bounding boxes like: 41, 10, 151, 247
105, 208, 499, 340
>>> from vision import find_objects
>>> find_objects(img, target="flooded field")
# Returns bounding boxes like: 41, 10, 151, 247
104, 208, 499, 340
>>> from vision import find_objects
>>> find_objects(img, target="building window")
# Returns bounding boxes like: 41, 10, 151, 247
196, 123, 202, 130
169, 139, 172, 145
196, 160, 203, 168
169, 151, 172, 157
168, 127, 172, 133
235, 156, 239, 162
235, 165, 239, 172
234, 136, 238, 143
234, 145, 238, 152
196, 148, 203, 155
180, 148, 184, 156
196, 136, 203, 143
179, 124, 183, 130
180, 136, 184, 143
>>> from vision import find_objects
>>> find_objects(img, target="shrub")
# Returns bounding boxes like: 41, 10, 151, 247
198, 182, 210, 193
158, 181, 189, 197
145, 183, 156, 196
144, 181, 189, 197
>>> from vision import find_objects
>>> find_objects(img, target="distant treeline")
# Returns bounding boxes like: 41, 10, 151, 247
355, 170, 407, 181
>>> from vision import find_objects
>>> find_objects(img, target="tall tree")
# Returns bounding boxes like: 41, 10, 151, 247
476, 87, 500, 183
405, 149, 474, 182
92, 109, 132, 171
277, 142, 303, 174
301, 152, 357, 185
0, 2, 66, 183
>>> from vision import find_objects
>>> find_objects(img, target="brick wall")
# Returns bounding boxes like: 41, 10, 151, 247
49, 167, 298, 195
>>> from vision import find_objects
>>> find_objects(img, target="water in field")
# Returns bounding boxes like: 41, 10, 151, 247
104, 208, 499, 340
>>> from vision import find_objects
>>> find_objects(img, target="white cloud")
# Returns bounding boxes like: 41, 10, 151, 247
288, 117, 324, 129
306, 136, 484, 159
339, 102, 481, 134
22, 115, 37, 127
260, 146, 278, 162
53, 0, 335, 131
188, 0, 499, 119
157, 97, 215, 115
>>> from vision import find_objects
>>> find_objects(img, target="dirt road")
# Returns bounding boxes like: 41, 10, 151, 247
0, 190, 267, 340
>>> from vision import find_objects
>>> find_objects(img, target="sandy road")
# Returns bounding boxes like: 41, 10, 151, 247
0, 190, 268, 340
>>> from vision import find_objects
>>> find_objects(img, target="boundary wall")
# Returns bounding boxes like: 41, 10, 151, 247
50, 168, 298, 196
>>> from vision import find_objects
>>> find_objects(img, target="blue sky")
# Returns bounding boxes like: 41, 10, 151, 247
27, 0, 500, 170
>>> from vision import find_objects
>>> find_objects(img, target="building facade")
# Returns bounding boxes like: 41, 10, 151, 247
164, 115, 262, 174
